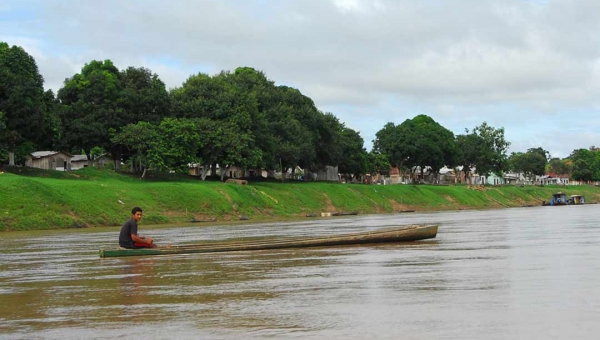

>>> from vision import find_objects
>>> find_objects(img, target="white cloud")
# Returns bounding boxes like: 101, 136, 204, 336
3, 0, 600, 157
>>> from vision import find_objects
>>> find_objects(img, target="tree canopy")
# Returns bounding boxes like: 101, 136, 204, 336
373, 115, 457, 183
0, 42, 46, 164
509, 147, 548, 181
5, 41, 600, 185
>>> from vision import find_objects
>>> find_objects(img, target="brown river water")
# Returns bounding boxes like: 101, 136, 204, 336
1, 205, 600, 339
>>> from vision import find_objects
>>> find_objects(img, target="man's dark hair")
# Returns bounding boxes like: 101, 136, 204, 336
132, 207, 143, 214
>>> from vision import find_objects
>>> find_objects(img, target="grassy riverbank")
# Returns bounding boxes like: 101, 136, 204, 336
1, 166, 599, 231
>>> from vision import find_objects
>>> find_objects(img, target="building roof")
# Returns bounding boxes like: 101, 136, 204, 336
71, 155, 89, 162
30, 151, 72, 159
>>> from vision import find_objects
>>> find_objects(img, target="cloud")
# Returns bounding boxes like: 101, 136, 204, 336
2, 0, 600, 158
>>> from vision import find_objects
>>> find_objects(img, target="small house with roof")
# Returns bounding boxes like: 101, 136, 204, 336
70, 154, 89, 170
26, 151, 72, 171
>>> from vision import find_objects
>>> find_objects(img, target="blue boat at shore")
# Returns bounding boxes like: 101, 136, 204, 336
542, 192, 585, 206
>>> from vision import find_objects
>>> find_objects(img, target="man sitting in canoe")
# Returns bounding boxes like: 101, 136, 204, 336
119, 207, 157, 249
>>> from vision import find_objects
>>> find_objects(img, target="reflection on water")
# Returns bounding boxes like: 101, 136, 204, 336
2, 205, 600, 339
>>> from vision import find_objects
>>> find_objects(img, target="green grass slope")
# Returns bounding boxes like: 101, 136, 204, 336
1, 167, 598, 231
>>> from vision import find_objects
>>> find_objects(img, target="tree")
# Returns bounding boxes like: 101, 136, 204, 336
170, 70, 263, 175
463, 122, 510, 182
113, 66, 171, 170
527, 147, 550, 163
572, 159, 593, 182
456, 133, 486, 184
111, 121, 159, 178
337, 127, 368, 181
570, 148, 598, 182
410, 115, 458, 183
194, 118, 256, 181
59, 61, 170, 169
58, 60, 123, 159
365, 151, 391, 178
147, 118, 203, 174
0, 111, 7, 163
120, 66, 170, 124
37, 90, 62, 151
373, 115, 457, 183
260, 85, 318, 177
0, 42, 46, 165
373, 122, 407, 169
548, 158, 571, 175
509, 148, 547, 181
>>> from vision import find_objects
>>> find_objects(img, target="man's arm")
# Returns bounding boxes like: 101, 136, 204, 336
131, 234, 153, 245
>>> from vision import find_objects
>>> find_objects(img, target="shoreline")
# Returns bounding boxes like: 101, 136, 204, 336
2, 167, 598, 232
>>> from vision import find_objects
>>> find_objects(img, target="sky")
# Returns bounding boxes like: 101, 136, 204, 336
2, 0, 600, 158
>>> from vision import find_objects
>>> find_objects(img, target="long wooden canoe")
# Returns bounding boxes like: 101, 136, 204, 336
99, 224, 438, 258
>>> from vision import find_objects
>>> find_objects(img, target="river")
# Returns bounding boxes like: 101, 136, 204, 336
1, 205, 599, 339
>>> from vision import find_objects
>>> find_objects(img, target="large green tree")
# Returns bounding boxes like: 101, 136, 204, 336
171, 70, 262, 174
147, 118, 203, 174
111, 121, 159, 177
373, 115, 457, 183
59, 61, 170, 169
38, 90, 62, 151
548, 157, 571, 175
410, 115, 458, 183
261, 85, 318, 176
509, 147, 548, 181
458, 122, 510, 183
58, 60, 123, 159
337, 127, 368, 181
120, 66, 170, 125
0, 42, 46, 165
455, 133, 485, 184
365, 151, 391, 178
570, 148, 598, 182
373, 122, 411, 169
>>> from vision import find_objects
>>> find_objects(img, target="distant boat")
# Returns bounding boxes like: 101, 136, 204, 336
542, 192, 585, 206
99, 224, 438, 258
569, 195, 586, 205
543, 192, 568, 206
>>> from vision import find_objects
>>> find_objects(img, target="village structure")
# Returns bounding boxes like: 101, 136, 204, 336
24, 150, 582, 186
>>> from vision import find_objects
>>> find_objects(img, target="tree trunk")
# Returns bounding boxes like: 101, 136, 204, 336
211, 163, 217, 178
200, 166, 209, 180
220, 165, 229, 181
110, 148, 122, 172
141, 167, 147, 179
8, 152, 15, 166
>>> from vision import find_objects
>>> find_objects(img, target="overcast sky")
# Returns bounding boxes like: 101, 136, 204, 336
2, 0, 600, 158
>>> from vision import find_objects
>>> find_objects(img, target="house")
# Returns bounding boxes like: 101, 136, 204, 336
189, 164, 251, 179
539, 173, 570, 186
27, 152, 113, 171
26, 151, 72, 171
70, 155, 89, 170
438, 167, 457, 184
472, 173, 506, 185
503, 173, 525, 185
226, 165, 244, 179
389, 167, 401, 184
